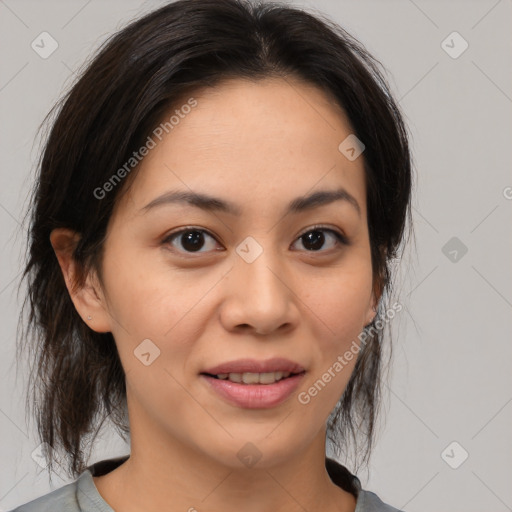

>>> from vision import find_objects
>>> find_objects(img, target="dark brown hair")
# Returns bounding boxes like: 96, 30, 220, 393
18, 0, 413, 479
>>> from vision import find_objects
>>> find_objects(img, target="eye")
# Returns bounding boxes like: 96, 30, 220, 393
162, 228, 221, 254
291, 226, 348, 252
162, 225, 348, 256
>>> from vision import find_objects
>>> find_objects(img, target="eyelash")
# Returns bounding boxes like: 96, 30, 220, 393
161, 225, 349, 256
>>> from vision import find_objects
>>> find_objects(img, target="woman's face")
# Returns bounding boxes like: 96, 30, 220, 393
93, 77, 377, 468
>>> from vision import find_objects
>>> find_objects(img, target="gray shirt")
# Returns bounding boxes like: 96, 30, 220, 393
9, 456, 404, 512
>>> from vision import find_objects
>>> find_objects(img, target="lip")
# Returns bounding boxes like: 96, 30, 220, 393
201, 372, 305, 409
202, 357, 305, 375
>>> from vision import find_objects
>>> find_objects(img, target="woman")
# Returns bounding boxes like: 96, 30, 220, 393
13, 0, 413, 510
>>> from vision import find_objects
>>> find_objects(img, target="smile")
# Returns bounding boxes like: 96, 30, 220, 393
206, 371, 297, 384
200, 371, 306, 409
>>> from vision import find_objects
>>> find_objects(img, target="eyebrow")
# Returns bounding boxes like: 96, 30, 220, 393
141, 187, 361, 217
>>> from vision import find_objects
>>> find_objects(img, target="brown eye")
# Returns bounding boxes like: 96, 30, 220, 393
163, 228, 220, 254
292, 227, 348, 252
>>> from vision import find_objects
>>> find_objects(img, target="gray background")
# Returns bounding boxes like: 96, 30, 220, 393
1, 0, 511, 511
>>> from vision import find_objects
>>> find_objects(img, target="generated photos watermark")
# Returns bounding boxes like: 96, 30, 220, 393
297, 301, 402, 405
93, 97, 198, 200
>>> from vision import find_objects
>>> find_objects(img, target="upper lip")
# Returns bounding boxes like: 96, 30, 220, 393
202, 358, 306, 375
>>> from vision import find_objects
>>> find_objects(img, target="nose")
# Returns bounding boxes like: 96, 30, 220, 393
219, 246, 300, 336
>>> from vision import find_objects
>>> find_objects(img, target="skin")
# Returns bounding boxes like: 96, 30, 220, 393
51, 77, 380, 512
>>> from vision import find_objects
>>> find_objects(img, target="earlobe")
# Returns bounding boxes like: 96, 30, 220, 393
365, 303, 378, 327
49, 228, 111, 333
365, 277, 383, 327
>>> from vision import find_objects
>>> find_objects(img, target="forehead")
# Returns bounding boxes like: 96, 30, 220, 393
117, 77, 367, 218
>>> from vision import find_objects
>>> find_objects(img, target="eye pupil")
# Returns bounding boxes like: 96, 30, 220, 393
302, 230, 325, 251
182, 230, 205, 252
166, 227, 341, 256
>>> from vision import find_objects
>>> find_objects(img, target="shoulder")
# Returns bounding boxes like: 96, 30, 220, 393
7, 469, 107, 512
7, 479, 81, 512
325, 457, 404, 512
356, 488, 405, 512
8, 456, 127, 512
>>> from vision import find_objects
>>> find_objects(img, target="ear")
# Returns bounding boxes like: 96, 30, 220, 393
364, 272, 384, 327
364, 295, 377, 327
50, 228, 111, 333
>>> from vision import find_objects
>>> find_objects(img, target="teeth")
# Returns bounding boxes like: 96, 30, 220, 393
242, 372, 260, 384
228, 372, 242, 383
215, 371, 292, 384
259, 371, 282, 384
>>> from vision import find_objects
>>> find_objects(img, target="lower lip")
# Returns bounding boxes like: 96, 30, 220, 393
201, 373, 305, 409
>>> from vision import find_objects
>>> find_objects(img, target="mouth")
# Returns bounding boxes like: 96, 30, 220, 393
201, 357, 305, 378
199, 358, 307, 409
200, 370, 305, 385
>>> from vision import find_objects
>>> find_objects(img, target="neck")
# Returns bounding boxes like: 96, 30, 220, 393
94, 390, 356, 512
94, 421, 356, 512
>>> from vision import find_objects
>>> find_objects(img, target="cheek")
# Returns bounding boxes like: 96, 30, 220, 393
100, 250, 203, 422
299, 256, 373, 400
101, 244, 192, 335
100, 244, 226, 379
304, 258, 373, 347
295, 272, 372, 420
